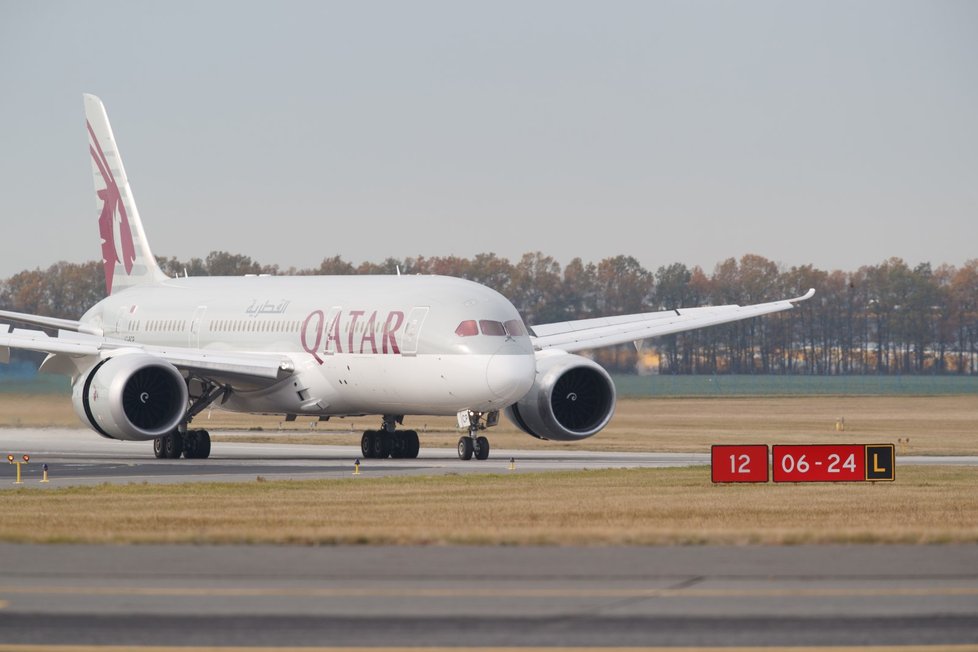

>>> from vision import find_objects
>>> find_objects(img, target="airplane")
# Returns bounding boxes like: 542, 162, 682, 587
0, 94, 815, 461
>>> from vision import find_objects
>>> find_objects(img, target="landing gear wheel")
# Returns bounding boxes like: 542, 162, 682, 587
457, 437, 474, 461
183, 430, 200, 458
403, 430, 420, 459
153, 436, 166, 459
390, 432, 407, 459
361, 431, 376, 459
183, 430, 211, 459
474, 436, 490, 460
372, 432, 392, 459
196, 430, 211, 459
162, 431, 183, 459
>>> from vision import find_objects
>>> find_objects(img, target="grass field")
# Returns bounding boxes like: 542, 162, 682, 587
0, 466, 974, 545
0, 389, 974, 545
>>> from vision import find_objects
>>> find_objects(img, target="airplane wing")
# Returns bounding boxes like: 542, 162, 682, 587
0, 324, 294, 385
529, 288, 815, 353
0, 309, 103, 335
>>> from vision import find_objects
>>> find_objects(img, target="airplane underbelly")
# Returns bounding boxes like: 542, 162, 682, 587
223, 353, 535, 417
331, 353, 521, 415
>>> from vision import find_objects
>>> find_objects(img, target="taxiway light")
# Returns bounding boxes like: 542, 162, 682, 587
6, 455, 12, 463
22, 455, 29, 463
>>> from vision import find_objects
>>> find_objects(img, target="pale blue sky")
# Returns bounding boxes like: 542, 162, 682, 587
1, 0, 975, 277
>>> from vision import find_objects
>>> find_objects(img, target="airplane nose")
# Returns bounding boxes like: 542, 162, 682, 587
486, 351, 535, 400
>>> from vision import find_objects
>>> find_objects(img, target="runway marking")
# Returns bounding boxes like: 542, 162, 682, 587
0, 585, 976, 599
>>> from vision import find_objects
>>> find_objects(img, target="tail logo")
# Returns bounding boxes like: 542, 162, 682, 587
88, 120, 136, 294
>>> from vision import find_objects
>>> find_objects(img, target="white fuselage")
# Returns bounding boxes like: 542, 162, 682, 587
82, 274, 538, 418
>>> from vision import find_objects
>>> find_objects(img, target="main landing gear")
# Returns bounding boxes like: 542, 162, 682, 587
153, 429, 211, 459
153, 378, 226, 460
360, 415, 420, 459
456, 410, 498, 461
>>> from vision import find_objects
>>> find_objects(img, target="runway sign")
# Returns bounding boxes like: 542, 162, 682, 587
711, 445, 769, 483
772, 444, 895, 482
865, 444, 896, 481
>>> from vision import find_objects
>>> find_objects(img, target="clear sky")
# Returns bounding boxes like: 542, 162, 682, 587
1, 0, 975, 277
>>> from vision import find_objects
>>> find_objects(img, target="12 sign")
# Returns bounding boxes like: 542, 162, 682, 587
711, 445, 769, 483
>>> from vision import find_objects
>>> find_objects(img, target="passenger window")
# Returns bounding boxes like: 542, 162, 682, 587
479, 320, 506, 336
504, 320, 527, 337
455, 320, 478, 337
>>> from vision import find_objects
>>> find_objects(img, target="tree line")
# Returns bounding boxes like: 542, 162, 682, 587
2, 251, 977, 375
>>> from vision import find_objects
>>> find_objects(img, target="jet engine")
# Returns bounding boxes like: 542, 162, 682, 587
505, 352, 616, 441
72, 354, 188, 441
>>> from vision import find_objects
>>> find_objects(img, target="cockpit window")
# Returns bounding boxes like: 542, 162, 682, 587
455, 320, 479, 337
479, 320, 506, 336
504, 319, 527, 337
457, 319, 527, 337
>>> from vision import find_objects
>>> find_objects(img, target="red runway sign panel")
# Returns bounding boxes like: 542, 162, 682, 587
711, 445, 769, 483
772, 444, 865, 482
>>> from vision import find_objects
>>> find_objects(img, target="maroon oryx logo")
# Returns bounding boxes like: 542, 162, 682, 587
88, 120, 136, 294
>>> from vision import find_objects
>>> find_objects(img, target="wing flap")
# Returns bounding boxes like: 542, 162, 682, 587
0, 309, 102, 335
0, 326, 101, 356
0, 324, 293, 385
140, 347, 294, 381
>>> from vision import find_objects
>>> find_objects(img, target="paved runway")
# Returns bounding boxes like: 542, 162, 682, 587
1, 428, 975, 488
0, 428, 715, 487
0, 544, 976, 648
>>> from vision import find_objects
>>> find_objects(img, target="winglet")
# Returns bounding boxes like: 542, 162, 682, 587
790, 288, 816, 305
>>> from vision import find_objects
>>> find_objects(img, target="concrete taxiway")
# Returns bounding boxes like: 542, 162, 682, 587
1, 428, 975, 488
0, 544, 976, 648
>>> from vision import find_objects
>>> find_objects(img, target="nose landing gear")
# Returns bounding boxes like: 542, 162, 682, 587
457, 410, 498, 461
457, 435, 490, 461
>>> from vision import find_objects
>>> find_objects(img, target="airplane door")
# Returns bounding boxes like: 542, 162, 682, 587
323, 306, 342, 355
189, 306, 207, 348
114, 307, 130, 337
400, 307, 429, 356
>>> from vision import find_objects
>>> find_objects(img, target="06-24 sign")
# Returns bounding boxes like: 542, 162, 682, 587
772, 444, 864, 482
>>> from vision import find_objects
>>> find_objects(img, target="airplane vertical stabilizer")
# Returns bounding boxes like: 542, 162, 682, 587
84, 93, 167, 295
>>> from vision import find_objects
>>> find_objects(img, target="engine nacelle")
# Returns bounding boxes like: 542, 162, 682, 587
505, 352, 616, 441
72, 354, 188, 441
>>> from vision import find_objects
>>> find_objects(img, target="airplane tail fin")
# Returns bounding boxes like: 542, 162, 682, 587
84, 94, 168, 295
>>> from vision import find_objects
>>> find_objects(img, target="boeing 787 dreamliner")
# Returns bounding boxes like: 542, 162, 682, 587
0, 95, 814, 460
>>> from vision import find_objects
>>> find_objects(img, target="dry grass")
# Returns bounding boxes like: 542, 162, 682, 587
2, 394, 975, 456
0, 466, 975, 545
2, 393, 972, 547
